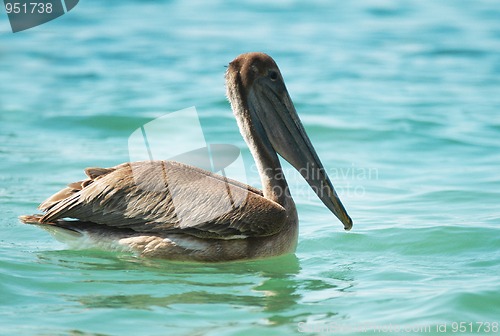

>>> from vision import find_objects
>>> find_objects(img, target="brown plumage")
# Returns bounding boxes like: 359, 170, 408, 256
20, 52, 352, 262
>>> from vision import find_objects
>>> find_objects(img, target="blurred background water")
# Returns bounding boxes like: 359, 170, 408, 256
1, 0, 500, 335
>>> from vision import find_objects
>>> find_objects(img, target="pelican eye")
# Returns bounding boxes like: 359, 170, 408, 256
269, 70, 278, 81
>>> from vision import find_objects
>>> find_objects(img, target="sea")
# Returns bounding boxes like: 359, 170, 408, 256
1, 0, 499, 335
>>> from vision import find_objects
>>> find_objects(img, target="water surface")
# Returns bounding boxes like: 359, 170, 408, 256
1, 0, 500, 335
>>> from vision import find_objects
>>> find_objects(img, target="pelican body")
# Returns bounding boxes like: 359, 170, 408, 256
20, 52, 352, 262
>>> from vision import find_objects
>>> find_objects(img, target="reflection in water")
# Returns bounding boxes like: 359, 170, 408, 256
38, 250, 355, 327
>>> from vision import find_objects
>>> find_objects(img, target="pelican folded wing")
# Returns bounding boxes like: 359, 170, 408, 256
40, 161, 287, 239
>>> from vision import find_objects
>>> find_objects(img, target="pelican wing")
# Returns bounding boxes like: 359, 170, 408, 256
40, 161, 287, 239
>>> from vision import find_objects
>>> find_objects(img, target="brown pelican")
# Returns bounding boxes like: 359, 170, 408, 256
20, 52, 352, 262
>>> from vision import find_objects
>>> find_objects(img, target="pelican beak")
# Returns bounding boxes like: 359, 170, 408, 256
249, 76, 353, 230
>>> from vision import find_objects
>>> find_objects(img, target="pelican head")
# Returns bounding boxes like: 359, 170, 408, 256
226, 52, 353, 230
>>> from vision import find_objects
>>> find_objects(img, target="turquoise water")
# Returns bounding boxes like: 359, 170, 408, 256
1, 0, 500, 335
